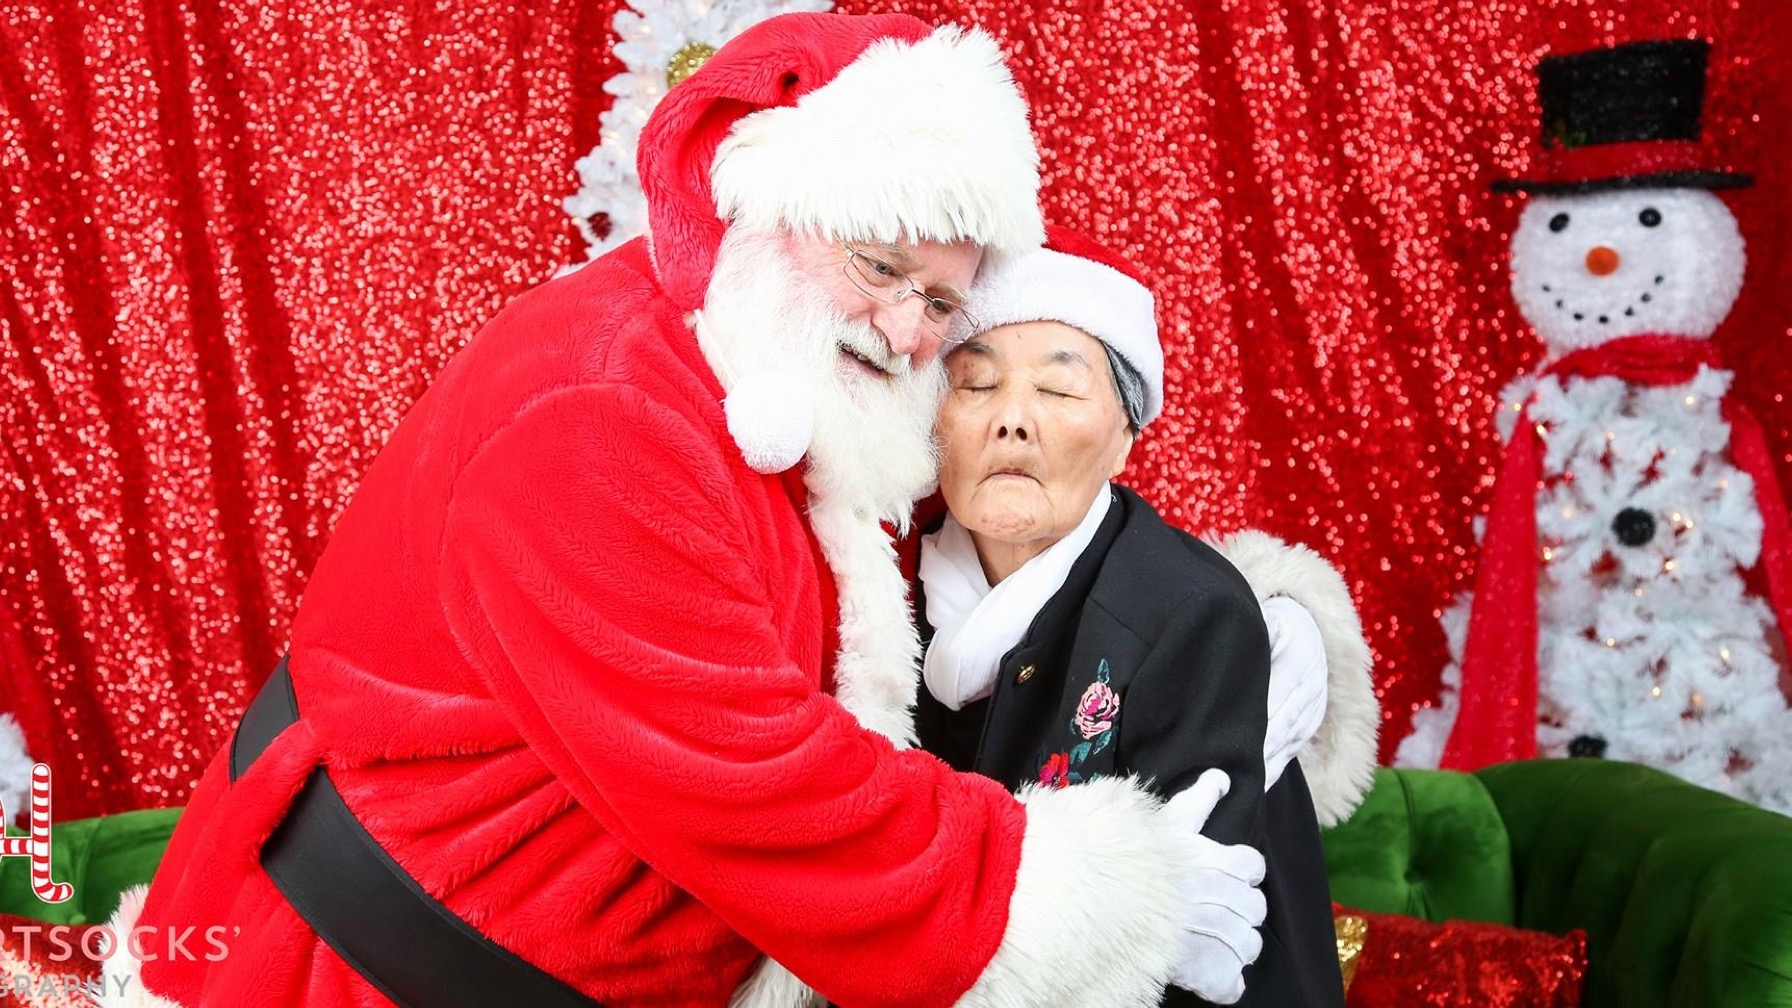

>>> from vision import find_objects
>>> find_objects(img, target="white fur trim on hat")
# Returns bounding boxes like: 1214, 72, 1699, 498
710, 26, 1043, 259
971, 246, 1164, 425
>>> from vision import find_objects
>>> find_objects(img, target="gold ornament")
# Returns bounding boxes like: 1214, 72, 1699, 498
1335, 914, 1367, 992
666, 42, 717, 89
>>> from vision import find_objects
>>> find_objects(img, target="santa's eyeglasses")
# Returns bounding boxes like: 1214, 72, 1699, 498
842, 246, 978, 344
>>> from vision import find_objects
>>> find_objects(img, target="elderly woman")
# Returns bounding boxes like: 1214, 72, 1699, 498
913, 229, 1376, 1006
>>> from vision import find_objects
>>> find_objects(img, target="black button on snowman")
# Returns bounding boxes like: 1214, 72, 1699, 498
1611, 507, 1656, 547
1399, 40, 1792, 815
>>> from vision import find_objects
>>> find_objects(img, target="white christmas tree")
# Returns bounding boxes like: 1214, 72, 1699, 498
0, 714, 29, 825
1399, 185, 1792, 814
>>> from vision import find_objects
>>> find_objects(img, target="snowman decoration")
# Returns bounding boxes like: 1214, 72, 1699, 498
1398, 39, 1792, 814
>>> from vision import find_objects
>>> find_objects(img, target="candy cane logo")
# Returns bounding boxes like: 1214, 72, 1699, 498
1, 765, 72, 903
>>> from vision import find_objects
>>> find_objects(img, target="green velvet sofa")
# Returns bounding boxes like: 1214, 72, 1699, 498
4, 760, 1790, 1006
1322, 760, 1792, 1007
0, 804, 181, 927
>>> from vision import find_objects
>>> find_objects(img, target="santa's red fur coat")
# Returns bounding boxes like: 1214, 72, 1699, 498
115, 241, 1213, 1008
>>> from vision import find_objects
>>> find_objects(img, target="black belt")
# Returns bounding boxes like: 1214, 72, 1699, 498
231, 658, 607, 1008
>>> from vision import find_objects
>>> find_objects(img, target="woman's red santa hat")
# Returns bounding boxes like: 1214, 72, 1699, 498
968, 226, 1165, 425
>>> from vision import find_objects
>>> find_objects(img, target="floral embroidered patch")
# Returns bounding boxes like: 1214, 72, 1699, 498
1038, 659, 1120, 788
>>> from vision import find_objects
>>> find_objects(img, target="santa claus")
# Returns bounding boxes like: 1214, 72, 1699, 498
101, 12, 1366, 1008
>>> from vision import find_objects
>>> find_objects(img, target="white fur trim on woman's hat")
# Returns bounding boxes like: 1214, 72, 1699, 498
969, 227, 1164, 425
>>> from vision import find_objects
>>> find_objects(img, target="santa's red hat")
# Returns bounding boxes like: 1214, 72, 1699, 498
637, 12, 1045, 311
969, 226, 1164, 425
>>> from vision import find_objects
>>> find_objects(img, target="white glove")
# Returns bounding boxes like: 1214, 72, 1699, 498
1262, 596, 1328, 790
1162, 769, 1268, 1004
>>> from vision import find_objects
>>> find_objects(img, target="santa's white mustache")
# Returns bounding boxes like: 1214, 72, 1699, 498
837, 334, 908, 376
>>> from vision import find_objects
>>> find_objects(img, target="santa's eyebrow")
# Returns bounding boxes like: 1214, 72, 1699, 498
926, 282, 970, 304
861, 241, 909, 265
852, 243, 969, 301
1044, 348, 1093, 370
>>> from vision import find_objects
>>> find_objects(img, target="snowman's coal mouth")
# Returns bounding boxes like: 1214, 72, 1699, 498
1539, 273, 1667, 326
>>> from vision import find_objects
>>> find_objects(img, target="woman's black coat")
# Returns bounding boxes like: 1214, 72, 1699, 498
915, 485, 1344, 1008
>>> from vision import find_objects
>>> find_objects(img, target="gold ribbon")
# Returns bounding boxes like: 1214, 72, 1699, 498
1335, 914, 1367, 991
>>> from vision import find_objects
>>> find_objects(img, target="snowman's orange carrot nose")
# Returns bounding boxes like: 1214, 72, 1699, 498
1585, 246, 1621, 275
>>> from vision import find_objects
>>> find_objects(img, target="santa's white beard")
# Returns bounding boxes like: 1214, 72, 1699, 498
698, 227, 945, 528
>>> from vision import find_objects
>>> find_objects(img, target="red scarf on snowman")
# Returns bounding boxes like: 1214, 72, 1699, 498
1442, 334, 1792, 769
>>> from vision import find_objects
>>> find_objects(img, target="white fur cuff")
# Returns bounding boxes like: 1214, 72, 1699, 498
956, 778, 1185, 1008
1214, 529, 1380, 827
91, 884, 190, 1008
729, 957, 823, 1008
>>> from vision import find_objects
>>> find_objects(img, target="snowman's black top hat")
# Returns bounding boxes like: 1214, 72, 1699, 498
1494, 38, 1751, 194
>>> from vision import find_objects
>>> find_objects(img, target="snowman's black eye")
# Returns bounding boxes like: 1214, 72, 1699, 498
1549, 213, 1571, 232
1639, 207, 1662, 227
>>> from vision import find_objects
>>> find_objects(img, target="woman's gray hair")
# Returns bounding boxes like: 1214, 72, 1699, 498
1102, 343, 1147, 433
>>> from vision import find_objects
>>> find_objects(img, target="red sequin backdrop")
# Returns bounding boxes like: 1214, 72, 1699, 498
3, 0, 1790, 818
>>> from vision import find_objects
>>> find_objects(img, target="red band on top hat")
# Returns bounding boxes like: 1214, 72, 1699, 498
1532, 139, 1702, 185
